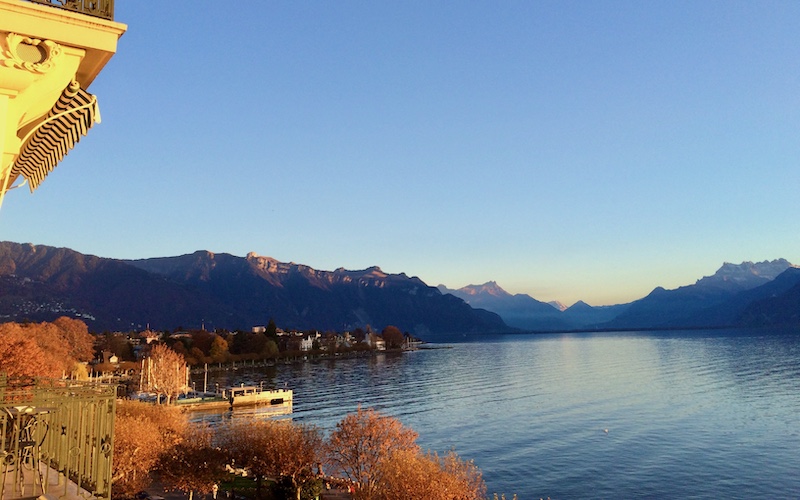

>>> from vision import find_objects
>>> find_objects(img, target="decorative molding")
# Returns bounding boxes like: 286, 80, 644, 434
1, 33, 63, 74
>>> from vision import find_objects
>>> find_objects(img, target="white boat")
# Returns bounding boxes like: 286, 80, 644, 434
223, 385, 293, 406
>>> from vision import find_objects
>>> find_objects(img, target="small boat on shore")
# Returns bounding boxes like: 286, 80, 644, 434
227, 385, 292, 406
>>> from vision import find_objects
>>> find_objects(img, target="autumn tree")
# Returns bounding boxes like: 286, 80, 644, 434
209, 335, 229, 363
0, 318, 94, 379
377, 449, 486, 500
376, 449, 438, 500
52, 316, 95, 362
381, 326, 404, 349
112, 401, 188, 498
170, 340, 190, 360
144, 344, 187, 404
0, 323, 54, 378
219, 420, 323, 500
29, 322, 72, 373
326, 407, 420, 499
188, 347, 206, 365
159, 424, 226, 500
439, 450, 487, 500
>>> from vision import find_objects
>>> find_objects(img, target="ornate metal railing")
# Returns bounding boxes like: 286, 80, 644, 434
23, 0, 114, 21
0, 375, 116, 500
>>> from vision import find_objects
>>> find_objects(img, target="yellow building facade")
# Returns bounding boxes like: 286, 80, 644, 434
1, 5, 126, 498
0, 0, 125, 206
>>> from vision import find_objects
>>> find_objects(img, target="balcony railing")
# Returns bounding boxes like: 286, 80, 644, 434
1, 374, 116, 500
24, 0, 114, 21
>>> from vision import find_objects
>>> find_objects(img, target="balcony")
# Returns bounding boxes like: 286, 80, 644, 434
23, 0, 113, 21
0, 374, 116, 500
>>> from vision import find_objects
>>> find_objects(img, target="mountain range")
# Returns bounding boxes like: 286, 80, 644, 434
1, 241, 799, 337
442, 259, 800, 331
0, 242, 507, 338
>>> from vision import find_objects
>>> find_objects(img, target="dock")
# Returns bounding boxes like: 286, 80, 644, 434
173, 386, 293, 410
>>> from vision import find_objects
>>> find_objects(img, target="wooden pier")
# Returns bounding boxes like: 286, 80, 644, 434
174, 386, 293, 410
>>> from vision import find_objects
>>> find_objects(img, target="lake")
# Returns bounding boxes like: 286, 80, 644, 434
191, 328, 800, 498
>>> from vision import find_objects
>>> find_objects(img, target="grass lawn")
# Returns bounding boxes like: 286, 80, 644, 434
219, 474, 276, 500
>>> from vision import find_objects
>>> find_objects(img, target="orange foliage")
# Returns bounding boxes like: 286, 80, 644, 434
159, 425, 226, 499
220, 420, 323, 500
0, 323, 55, 378
112, 400, 188, 498
0, 317, 93, 378
381, 325, 405, 349
326, 407, 420, 499
378, 449, 487, 500
326, 407, 485, 499
52, 316, 95, 361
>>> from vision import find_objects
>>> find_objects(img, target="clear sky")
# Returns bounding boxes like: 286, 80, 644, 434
2, 1, 799, 307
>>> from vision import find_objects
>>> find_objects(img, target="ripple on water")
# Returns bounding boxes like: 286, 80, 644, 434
191, 330, 800, 498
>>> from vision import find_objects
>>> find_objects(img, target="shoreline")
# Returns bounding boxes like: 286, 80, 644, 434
187, 346, 415, 375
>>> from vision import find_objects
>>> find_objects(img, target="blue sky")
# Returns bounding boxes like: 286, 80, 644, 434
2, 1, 799, 306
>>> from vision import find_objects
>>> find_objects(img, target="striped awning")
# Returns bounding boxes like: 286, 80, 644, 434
11, 80, 100, 192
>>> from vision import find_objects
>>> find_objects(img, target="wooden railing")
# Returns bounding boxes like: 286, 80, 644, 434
23, 0, 114, 21
0, 375, 116, 500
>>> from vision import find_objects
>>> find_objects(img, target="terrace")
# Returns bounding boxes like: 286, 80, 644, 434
1, 374, 116, 500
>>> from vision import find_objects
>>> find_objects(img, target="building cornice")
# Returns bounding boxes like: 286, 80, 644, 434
0, 0, 126, 88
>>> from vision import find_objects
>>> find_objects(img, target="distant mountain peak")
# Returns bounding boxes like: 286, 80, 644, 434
697, 259, 795, 288
459, 281, 511, 298
565, 300, 592, 311
365, 266, 385, 276
437, 281, 572, 330
548, 300, 567, 311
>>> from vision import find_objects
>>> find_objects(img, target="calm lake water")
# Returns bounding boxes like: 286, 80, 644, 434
191, 329, 800, 498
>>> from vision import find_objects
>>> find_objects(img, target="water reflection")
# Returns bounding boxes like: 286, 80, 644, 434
188, 329, 800, 498
188, 401, 294, 425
